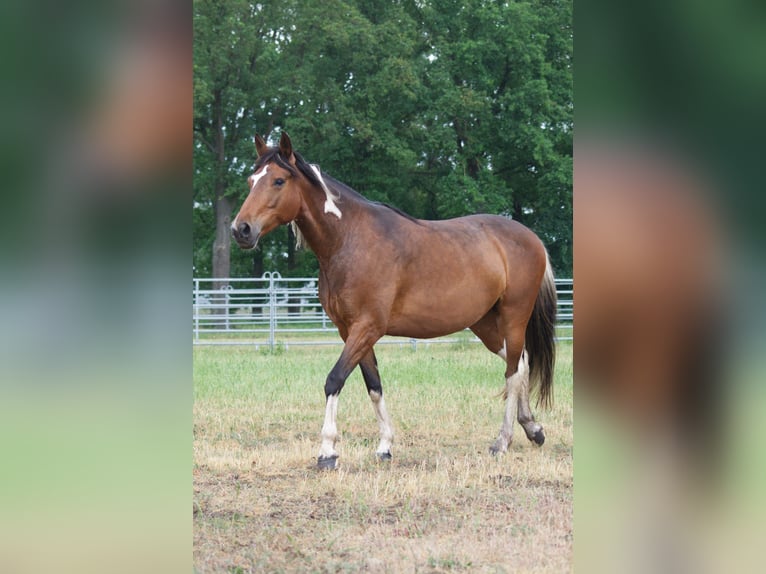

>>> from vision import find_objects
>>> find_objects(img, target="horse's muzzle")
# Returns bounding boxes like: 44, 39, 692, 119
231, 221, 260, 250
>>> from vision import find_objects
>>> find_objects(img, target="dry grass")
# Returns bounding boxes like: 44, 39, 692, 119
194, 343, 572, 573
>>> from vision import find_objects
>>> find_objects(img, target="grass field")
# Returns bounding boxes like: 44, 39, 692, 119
194, 342, 572, 573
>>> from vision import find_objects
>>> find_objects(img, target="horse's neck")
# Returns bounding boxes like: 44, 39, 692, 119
295, 183, 356, 263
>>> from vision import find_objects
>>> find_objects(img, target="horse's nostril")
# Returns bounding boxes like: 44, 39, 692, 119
238, 222, 251, 237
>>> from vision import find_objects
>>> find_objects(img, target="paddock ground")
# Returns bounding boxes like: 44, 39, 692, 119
194, 342, 572, 573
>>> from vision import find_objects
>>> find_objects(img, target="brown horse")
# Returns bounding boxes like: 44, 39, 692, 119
232, 132, 557, 469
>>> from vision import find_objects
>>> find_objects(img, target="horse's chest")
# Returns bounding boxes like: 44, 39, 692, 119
320, 288, 356, 325
317, 276, 348, 324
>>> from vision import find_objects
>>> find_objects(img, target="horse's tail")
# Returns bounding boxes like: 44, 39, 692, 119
526, 254, 557, 409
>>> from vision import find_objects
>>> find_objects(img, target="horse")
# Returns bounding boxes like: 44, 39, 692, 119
231, 132, 557, 470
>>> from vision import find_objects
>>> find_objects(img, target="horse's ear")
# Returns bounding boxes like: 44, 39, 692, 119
279, 132, 294, 160
254, 134, 268, 157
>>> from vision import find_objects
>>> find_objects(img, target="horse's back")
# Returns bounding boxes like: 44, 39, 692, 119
379, 213, 547, 338
421, 214, 546, 282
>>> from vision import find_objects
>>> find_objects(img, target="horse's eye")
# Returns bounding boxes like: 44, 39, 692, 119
274, 178, 285, 187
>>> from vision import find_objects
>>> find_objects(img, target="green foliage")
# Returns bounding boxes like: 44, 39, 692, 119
194, 0, 572, 277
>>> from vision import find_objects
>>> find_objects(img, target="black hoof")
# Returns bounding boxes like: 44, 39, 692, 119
376, 451, 392, 462
532, 429, 545, 446
317, 455, 338, 470
489, 446, 502, 456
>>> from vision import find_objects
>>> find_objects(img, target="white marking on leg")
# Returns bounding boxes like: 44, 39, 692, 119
497, 341, 507, 361
517, 349, 528, 375
369, 390, 394, 456
516, 350, 531, 412
492, 353, 529, 454
309, 163, 342, 219
319, 394, 339, 459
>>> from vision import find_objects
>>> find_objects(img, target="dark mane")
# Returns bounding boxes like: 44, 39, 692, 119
254, 148, 323, 190
319, 172, 422, 225
376, 202, 421, 223
256, 146, 421, 224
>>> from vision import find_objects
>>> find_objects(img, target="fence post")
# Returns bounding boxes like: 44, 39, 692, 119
268, 273, 276, 351
224, 284, 232, 331
194, 278, 199, 342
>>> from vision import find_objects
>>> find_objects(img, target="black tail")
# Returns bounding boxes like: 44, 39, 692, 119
526, 256, 557, 409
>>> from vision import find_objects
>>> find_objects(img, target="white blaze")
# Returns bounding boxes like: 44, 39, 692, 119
250, 164, 269, 191
231, 165, 270, 232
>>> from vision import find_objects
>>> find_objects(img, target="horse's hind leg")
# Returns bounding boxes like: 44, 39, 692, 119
471, 316, 524, 454
491, 326, 527, 454
359, 349, 394, 461
471, 312, 533, 453
515, 350, 545, 445
470, 309, 504, 355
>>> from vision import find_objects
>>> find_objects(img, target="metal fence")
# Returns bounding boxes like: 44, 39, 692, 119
193, 274, 572, 349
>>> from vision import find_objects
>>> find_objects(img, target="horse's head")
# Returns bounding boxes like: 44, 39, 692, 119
231, 132, 303, 249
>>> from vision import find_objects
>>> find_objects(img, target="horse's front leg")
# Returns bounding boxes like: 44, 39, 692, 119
318, 325, 380, 470
359, 350, 394, 461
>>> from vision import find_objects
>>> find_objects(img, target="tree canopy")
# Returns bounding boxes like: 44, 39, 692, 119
194, 0, 572, 278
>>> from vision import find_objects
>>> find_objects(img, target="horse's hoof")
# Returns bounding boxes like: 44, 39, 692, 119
317, 455, 338, 470
376, 451, 392, 462
532, 429, 545, 446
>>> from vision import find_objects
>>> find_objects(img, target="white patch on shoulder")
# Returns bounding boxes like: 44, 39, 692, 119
309, 163, 342, 219
250, 164, 269, 191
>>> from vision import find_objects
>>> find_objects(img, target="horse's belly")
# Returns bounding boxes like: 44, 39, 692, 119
385, 284, 500, 339
386, 316, 478, 339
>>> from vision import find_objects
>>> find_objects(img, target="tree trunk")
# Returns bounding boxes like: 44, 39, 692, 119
212, 192, 232, 285
211, 90, 230, 315
513, 197, 523, 222
211, 192, 232, 317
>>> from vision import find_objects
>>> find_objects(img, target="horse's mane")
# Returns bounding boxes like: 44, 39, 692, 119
255, 147, 421, 225
253, 148, 325, 191
327, 173, 423, 224
377, 201, 421, 223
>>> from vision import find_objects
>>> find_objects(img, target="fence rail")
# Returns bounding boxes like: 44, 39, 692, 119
193, 274, 572, 349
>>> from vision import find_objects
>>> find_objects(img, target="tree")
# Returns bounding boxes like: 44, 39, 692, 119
193, 0, 573, 278
194, 0, 286, 284
413, 0, 572, 273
